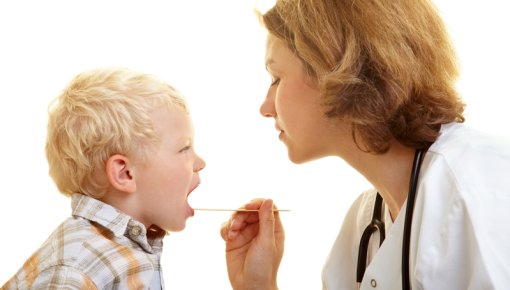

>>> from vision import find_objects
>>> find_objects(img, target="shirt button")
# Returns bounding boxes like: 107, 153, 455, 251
371, 279, 377, 288
130, 226, 142, 236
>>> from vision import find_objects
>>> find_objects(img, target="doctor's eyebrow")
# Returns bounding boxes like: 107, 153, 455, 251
265, 58, 275, 71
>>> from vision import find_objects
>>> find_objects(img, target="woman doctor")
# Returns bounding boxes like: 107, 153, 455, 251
220, 0, 510, 289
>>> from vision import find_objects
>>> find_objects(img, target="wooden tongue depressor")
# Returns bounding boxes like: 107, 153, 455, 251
194, 208, 290, 212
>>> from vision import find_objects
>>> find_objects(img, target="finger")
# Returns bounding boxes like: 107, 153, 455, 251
244, 198, 265, 210
273, 208, 285, 252
220, 220, 231, 241
228, 210, 262, 231
220, 199, 266, 241
273, 207, 284, 236
229, 212, 253, 231
220, 216, 244, 240
225, 223, 259, 251
221, 213, 253, 241
258, 199, 276, 243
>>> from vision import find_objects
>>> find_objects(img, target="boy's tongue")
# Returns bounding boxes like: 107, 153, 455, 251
186, 200, 195, 217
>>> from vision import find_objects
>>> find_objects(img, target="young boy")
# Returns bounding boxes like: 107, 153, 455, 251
2, 67, 206, 289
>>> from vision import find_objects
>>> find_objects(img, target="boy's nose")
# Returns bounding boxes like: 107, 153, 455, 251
194, 155, 206, 172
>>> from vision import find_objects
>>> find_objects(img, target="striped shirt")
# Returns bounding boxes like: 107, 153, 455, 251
1, 193, 166, 290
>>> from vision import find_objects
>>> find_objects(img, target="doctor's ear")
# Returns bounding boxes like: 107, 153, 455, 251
105, 154, 137, 193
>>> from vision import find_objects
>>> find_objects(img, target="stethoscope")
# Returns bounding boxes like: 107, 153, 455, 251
356, 149, 425, 290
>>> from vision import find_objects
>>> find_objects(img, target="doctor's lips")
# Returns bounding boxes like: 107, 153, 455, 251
275, 125, 284, 139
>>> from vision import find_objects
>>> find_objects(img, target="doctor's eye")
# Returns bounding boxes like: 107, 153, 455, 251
270, 78, 280, 86
271, 79, 280, 86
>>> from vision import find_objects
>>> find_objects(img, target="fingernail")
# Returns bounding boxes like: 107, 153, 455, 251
228, 230, 238, 240
265, 199, 274, 210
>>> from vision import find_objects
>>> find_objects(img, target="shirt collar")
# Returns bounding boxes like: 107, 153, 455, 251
71, 193, 166, 253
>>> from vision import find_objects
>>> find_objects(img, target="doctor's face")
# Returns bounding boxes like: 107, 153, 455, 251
261, 35, 338, 163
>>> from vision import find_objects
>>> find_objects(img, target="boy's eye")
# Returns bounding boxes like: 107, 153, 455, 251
179, 146, 192, 153
270, 78, 280, 86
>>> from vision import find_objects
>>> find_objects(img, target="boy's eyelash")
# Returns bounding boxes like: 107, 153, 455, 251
179, 146, 192, 153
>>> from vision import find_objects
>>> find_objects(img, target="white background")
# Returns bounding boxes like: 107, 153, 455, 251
0, 1, 509, 289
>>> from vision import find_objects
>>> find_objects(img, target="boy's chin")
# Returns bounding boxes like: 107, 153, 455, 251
164, 221, 188, 233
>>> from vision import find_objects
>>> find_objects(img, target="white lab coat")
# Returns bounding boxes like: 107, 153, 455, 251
322, 123, 510, 290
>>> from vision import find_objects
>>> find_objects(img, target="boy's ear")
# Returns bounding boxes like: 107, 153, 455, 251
105, 154, 136, 193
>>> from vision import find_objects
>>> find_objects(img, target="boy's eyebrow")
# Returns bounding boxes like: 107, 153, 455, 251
175, 137, 193, 147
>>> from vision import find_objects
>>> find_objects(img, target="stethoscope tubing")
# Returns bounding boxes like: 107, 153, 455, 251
402, 149, 425, 290
356, 149, 424, 290
356, 193, 385, 283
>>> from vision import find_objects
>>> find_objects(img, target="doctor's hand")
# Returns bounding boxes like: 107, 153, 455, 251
220, 199, 285, 290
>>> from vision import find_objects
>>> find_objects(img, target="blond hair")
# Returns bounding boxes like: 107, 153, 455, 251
45, 67, 187, 197
260, 0, 465, 153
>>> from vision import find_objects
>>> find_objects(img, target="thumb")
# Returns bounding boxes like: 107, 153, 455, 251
258, 199, 275, 240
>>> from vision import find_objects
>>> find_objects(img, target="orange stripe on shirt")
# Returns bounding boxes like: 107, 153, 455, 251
22, 253, 40, 287
117, 246, 143, 290
92, 225, 143, 289
81, 274, 98, 290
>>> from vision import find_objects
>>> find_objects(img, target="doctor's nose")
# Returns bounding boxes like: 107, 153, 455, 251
260, 90, 276, 118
